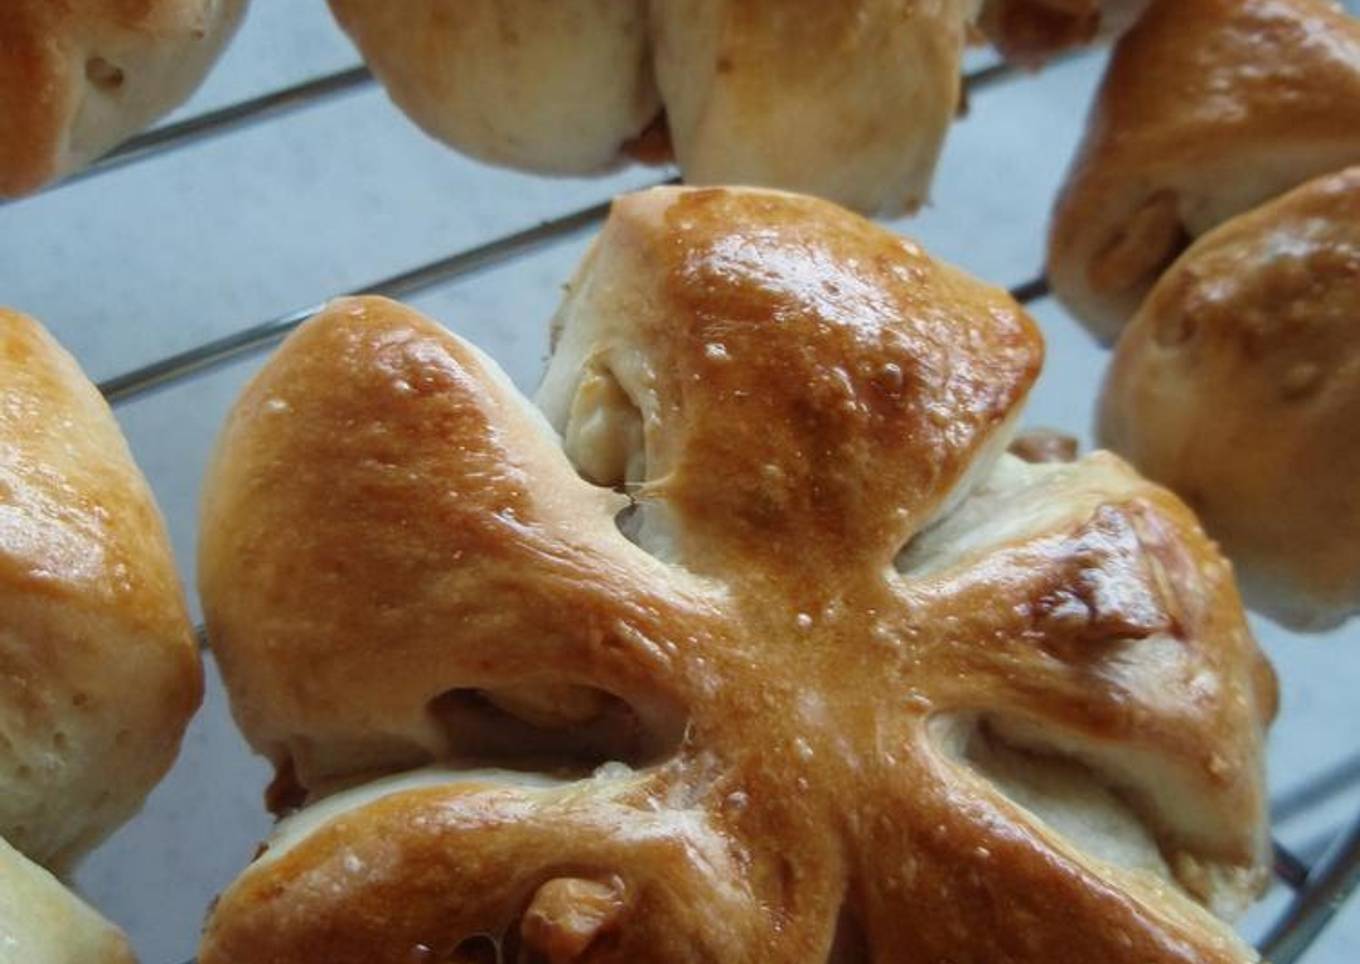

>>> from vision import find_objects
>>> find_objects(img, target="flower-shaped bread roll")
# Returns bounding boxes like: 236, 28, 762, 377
325, 0, 977, 214
1101, 166, 1360, 630
0, 0, 248, 197
1047, 0, 1360, 340
199, 187, 1274, 963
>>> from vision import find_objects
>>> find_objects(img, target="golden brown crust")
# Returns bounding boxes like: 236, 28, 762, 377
1047, 0, 1360, 340
0, 308, 201, 869
198, 296, 698, 792
200, 188, 1271, 962
0, 0, 246, 197
201, 774, 769, 963
544, 187, 1045, 575
1100, 166, 1360, 629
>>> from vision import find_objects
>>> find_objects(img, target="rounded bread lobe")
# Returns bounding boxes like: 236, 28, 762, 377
198, 295, 700, 795
650, 0, 975, 214
0, 835, 135, 964
539, 186, 1044, 576
0, 0, 248, 197
1047, 0, 1360, 339
0, 308, 201, 869
200, 187, 1272, 962
1101, 165, 1360, 629
326, 0, 660, 175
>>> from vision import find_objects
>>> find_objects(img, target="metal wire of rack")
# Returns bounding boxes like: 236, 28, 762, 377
19, 40, 1360, 964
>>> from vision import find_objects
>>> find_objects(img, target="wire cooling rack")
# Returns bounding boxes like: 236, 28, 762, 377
4, 7, 1359, 962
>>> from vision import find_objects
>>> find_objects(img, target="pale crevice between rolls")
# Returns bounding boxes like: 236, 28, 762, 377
549, 351, 685, 568
895, 452, 1120, 578
902, 451, 1273, 921
929, 713, 1261, 960
890, 406, 1025, 575
537, 207, 691, 572
427, 681, 686, 774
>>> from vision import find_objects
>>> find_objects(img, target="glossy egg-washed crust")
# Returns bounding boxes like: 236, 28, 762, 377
1047, 0, 1360, 341
0, 309, 201, 870
199, 188, 1274, 963
0, 0, 246, 197
1101, 166, 1360, 630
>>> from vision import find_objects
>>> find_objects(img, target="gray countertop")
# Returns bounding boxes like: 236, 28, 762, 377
2, 4, 1357, 962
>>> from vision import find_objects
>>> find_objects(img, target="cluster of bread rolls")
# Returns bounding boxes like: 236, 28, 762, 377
195, 187, 1276, 962
0, 0, 1173, 205
0, 310, 202, 962
1048, 0, 1360, 628
323, 1, 1196, 214
0, 1, 248, 197
325, 0, 984, 215
12, 0, 1352, 956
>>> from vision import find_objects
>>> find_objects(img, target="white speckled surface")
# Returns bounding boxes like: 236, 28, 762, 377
2, 4, 1359, 962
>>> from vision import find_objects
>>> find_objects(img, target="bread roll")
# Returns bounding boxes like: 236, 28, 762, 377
0, 309, 202, 870
978, 0, 1149, 64
200, 767, 764, 963
200, 187, 1273, 961
326, 0, 658, 176
0, 836, 134, 964
650, 0, 976, 214
325, 1, 979, 214
1047, 0, 1360, 341
1100, 166, 1360, 630
0, 0, 248, 197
